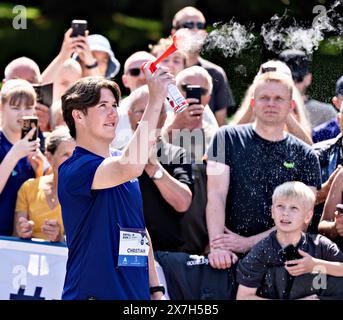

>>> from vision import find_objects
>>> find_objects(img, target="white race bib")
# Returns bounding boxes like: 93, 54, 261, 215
118, 228, 149, 267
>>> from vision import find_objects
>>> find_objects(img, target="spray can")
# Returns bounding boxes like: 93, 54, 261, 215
166, 83, 188, 113
142, 34, 189, 113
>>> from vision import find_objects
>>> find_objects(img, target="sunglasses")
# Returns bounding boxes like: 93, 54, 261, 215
127, 68, 142, 76
176, 21, 206, 30
181, 84, 208, 95
261, 67, 277, 73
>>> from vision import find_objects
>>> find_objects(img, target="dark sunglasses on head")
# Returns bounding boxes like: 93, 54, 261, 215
176, 21, 206, 30
181, 84, 208, 95
261, 67, 277, 73
127, 68, 142, 76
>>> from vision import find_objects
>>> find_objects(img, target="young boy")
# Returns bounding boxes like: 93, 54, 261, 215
236, 181, 343, 300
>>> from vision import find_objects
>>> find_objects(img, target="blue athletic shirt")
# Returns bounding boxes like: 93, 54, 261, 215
58, 146, 150, 300
0, 131, 35, 235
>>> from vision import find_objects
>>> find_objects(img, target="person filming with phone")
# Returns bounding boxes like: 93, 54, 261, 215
162, 66, 219, 254
0, 79, 44, 236
4, 57, 52, 133
42, 20, 113, 89
163, 65, 218, 156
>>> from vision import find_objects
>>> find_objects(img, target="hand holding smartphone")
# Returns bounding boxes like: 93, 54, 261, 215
279, 244, 302, 266
185, 85, 201, 106
21, 116, 38, 141
71, 19, 87, 37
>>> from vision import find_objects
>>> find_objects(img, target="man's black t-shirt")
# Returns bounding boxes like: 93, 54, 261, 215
207, 124, 322, 237
236, 231, 343, 299
139, 140, 193, 252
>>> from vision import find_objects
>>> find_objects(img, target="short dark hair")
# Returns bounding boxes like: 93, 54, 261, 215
61, 77, 121, 138
278, 49, 310, 83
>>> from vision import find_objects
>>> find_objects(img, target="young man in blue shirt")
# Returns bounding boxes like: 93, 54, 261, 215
59, 64, 173, 300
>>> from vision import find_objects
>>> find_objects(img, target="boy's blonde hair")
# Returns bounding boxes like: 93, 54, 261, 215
272, 181, 315, 211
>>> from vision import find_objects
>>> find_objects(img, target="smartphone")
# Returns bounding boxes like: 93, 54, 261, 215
21, 116, 38, 141
71, 19, 87, 37
186, 85, 201, 106
279, 244, 302, 266
33, 83, 53, 108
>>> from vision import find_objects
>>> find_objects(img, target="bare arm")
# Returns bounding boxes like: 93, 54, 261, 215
318, 170, 343, 238
316, 165, 342, 205
14, 212, 34, 239
286, 249, 343, 277
206, 160, 229, 244
286, 113, 313, 145
242, 227, 276, 251
145, 162, 192, 212
206, 161, 238, 269
41, 28, 75, 85
75, 34, 102, 77
91, 65, 173, 189
147, 230, 165, 300
211, 226, 276, 253
236, 285, 267, 300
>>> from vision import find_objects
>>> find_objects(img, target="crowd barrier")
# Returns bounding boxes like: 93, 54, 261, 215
0, 236, 67, 300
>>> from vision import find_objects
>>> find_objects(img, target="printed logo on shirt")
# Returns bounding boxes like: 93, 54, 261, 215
129, 178, 138, 183
283, 161, 295, 169
11, 170, 18, 176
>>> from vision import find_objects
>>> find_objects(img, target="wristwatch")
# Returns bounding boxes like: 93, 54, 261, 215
150, 285, 165, 295
85, 60, 98, 69
151, 166, 163, 180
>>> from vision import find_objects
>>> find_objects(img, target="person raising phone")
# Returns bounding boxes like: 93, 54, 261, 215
41, 24, 103, 92
0, 79, 44, 236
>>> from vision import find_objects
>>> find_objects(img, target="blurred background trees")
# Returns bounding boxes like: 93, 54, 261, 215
1, 0, 342, 110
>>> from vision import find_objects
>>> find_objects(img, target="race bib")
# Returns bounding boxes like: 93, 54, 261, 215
118, 228, 149, 267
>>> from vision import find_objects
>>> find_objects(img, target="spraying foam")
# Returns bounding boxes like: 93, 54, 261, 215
203, 20, 255, 57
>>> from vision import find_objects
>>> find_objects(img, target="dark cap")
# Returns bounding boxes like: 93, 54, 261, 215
335, 75, 343, 96
278, 49, 309, 83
